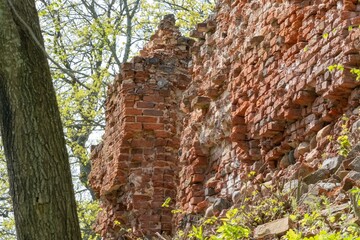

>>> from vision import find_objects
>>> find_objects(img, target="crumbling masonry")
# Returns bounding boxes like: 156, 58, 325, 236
89, 0, 360, 238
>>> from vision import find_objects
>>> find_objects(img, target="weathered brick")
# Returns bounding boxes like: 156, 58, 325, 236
136, 116, 158, 123
143, 109, 163, 116
136, 101, 156, 108
143, 123, 164, 130
123, 122, 142, 131
124, 108, 142, 115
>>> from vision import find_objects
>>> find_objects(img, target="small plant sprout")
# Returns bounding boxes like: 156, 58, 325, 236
328, 64, 344, 72
247, 171, 256, 178
351, 68, 360, 81
322, 32, 329, 39
188, 225, 205, 240
162, 197, 172, 208
337, 115, 351, 157
171, 209, 184, 214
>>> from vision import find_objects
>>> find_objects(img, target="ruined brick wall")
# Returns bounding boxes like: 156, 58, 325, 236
90, 0, 360, 238
89, 15, 193, 238
178, 0, 360, 219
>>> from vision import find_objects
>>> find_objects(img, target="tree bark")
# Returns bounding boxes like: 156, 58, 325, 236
0, 0, 81, 239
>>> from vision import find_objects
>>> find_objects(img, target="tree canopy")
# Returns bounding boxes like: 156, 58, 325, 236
0, 0, 214, 239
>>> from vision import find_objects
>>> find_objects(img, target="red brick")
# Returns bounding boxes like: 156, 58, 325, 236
143, 109, 163, 116
143, 95, 165, 102
123, 116, 135, 122
136, 116, 158, 123
191, 174, 204, 183
154, 130, 170, 138
136, 101, 156, 108
190, 197, 204, 205
143, 123, 164, 130
130, 139, 155, 148
124, 108, 142, 115
123, 122, 142, 131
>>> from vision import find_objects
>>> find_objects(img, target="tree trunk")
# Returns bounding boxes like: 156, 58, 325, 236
0, 0, 81, 239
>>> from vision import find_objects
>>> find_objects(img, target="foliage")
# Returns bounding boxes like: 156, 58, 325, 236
213, 209, 250, 240
162, 197, 172, 208
172, 182, 290, 240
351, 68, 360, 81
186, 209, 250, 240
327, 64, 344, 72
0, 1, 215, 239
283, 191, 360, 240
77, 200, 101, 240
35, 0, 215, 195
350, 188, 360, 219
138, 0, 215, 37
337, 115, 351, 157
168, 181, 360, 240
285, 229, 360, 240
0, 141, 15, 239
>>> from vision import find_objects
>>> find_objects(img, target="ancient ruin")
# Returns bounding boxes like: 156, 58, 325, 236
89, 0, 360, 238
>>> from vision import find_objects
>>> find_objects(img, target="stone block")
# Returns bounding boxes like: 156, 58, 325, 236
254, 217, 291, 239
321, 156, 343, 173
191, 96, 211, 109
303, 169, 330, 184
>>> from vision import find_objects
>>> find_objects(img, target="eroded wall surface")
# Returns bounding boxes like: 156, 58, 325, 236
89, 15, 193, 237
177, 0, 360, 217
90, 0, 360, 238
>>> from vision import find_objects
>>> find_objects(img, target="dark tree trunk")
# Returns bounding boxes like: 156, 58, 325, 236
0, 0, 82, 239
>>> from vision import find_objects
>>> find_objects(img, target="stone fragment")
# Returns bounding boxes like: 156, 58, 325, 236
320, 181, 340, 189
213, 198, 231, 212
250, 35, 264, 44
204, 205, 215, 218
321, 203, 349, 215
347, 143, 360, 159
351, 119, 360, 134
316, 124, 332, 144
303, 169, 330, 185
304, 149, 319, 162
240, 182, 255, 197
336, 170, 350, 181
321, 156, 343, 173
231, 190, 241, 204
279, 154, 290, 169
342, 171, 360, 190
293, 163, 315, 179
309, 136, 317, 150
254, 217, 291, 239
294, 142, 310, 157
349, 156, 360, 172
251, 160, 264, 173
282, 180, 308, 196
191, 96, 211, 109
205, 187, 216, 196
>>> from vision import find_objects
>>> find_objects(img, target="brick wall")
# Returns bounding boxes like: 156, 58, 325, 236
177, 0, 360, 221
90, 0, 360, 238
89, 15, 193, 238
